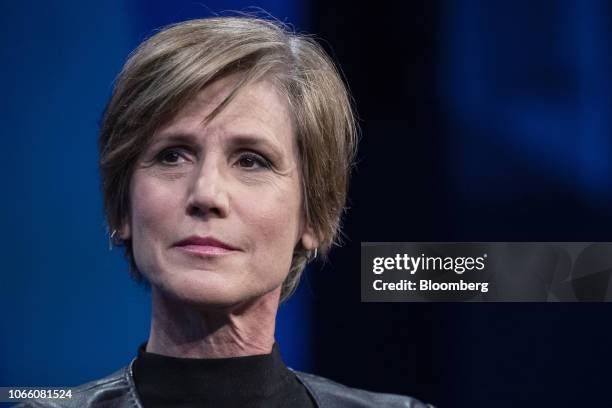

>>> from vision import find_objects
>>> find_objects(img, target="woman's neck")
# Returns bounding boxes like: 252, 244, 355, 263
145, 286, 280, 359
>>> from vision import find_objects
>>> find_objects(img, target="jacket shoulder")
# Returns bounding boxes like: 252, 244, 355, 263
293, 370, 434, 408
12, 364, 141, 408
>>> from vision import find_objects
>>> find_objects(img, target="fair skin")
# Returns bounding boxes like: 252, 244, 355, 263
120, 75, 318, 358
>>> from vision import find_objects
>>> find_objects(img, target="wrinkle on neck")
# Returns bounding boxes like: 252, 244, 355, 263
146, 285, 280, 358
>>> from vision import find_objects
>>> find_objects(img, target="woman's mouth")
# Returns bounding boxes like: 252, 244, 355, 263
174, 236, 239, 256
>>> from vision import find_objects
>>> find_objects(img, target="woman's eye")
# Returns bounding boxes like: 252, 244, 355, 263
156, 148, 188, 165
237, 152, 271, 170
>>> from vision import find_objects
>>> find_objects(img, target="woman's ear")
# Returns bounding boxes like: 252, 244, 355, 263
300, 224, 320, 251
118, 218, 131, 240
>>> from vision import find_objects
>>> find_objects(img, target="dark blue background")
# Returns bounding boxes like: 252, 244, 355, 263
2, 1, 612, 407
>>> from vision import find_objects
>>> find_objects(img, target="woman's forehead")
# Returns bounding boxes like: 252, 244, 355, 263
154, 77, 294, 149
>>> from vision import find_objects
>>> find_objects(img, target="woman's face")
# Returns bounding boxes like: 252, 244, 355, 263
121, 76, 317, 307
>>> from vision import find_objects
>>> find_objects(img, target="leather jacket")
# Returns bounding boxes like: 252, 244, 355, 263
15, 358, 433, 407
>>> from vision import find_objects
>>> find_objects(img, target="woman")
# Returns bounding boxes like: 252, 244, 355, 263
18, 16, 431, 408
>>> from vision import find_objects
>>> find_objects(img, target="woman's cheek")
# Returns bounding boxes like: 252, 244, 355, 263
252, 194, 302, 253
132, 173, 184, 234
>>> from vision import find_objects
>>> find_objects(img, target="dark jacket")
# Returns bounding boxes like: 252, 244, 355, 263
15, 359, 433, 408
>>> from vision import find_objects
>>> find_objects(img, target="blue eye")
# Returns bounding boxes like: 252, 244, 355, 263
237, 152, 271, 169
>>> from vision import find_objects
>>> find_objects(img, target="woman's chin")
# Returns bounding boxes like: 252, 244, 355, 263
151, 275, 271, 309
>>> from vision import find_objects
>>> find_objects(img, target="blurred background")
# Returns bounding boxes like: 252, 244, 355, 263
2, 1, 612, 407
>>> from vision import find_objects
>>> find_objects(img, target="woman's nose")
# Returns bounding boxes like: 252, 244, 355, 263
186, 158, 230, 219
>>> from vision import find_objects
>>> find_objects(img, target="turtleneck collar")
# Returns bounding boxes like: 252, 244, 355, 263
132, 342, 314, 408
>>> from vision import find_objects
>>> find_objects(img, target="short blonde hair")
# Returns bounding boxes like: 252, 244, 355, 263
99, 16, 357, 301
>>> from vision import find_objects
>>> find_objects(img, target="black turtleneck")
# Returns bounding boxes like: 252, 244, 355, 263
132, 342, 315, 408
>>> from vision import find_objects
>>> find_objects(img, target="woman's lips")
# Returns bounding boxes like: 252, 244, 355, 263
176, 244, 235, 256
174, 236, 239, 256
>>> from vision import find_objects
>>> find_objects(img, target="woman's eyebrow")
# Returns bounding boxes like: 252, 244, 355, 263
149, 132, 286, 161
151, 132, 199, 146
229, 134, 279, 149
227, 134, 285, 160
